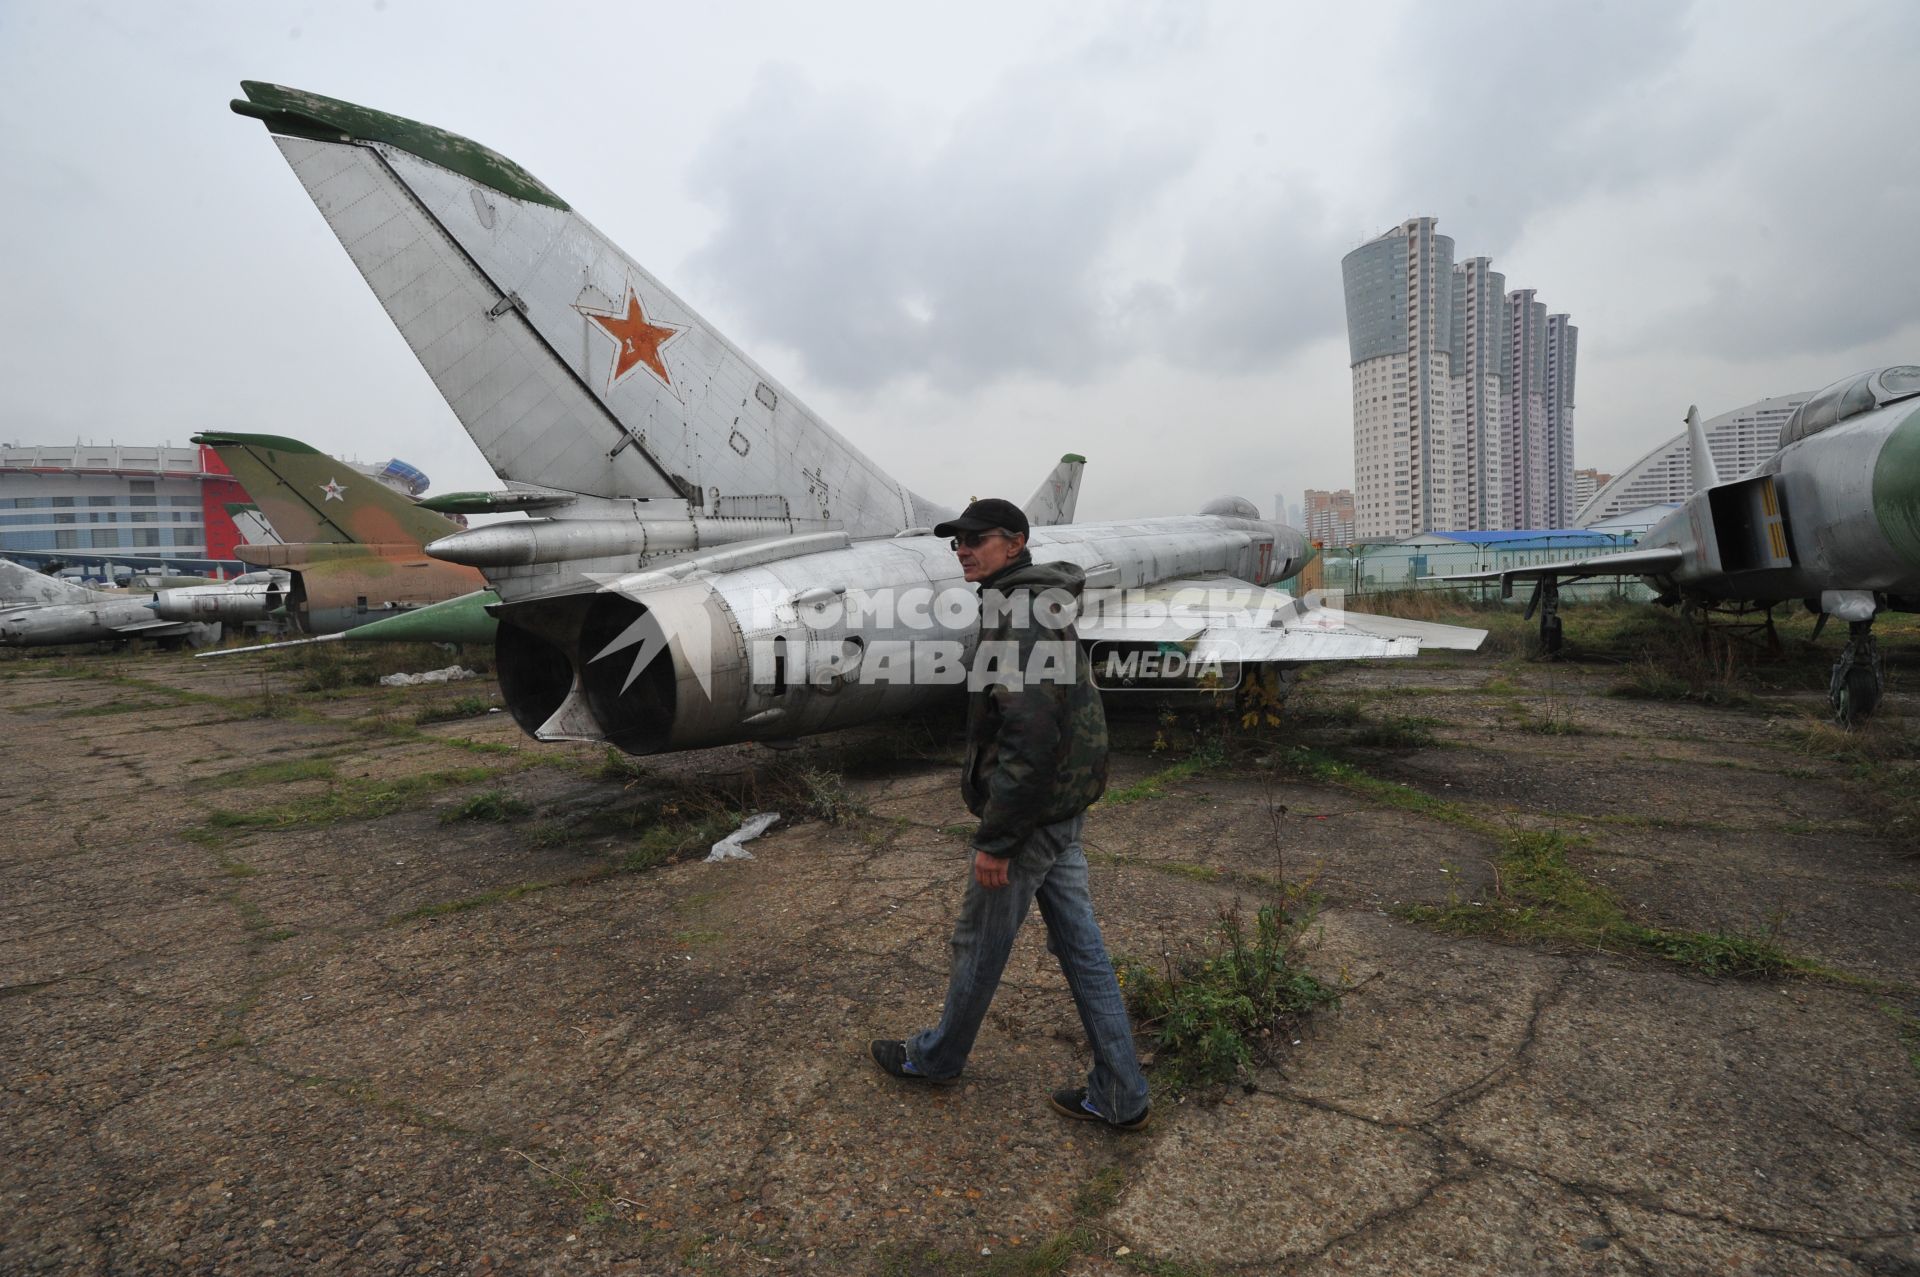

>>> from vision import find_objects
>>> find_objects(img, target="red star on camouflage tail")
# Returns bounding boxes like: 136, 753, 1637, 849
575, 283, 683, 391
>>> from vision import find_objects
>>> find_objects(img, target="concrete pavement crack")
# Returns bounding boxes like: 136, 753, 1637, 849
1412, 959, 1578, 1123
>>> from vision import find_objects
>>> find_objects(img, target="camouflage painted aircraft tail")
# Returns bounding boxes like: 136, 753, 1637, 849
195, 431, 462, 547
231, 82, 948, 540
185, 431, 489, 638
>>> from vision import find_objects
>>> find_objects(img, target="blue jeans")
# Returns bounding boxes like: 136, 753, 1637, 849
909, 812, 1150, 1122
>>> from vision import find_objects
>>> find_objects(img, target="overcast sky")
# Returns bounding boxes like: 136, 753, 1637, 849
2, 0, 1915, 524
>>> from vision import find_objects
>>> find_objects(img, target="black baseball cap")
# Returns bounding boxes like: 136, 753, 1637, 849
934, 497, 1028, 539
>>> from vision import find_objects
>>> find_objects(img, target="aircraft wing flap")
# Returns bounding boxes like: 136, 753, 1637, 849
1191, 629, 1415, 662
1077, 576, 1483, 657
1298, 609, 1489, 651
1078, 576, 1292, 644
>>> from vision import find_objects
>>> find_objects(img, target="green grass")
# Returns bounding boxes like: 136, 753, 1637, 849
1406, 829, 1819, 979
1121, 903, 1340, 1097
1260, 746, 1842, 981
1774, 715, 1920, 842
523, 796, 748, 872
618, 808, 743, 871
415, 694, 494, 725
1103, 739, 1228, 806
194, 758, 338, 788
439, 789, 533, 824
1274, 744, 1467, 827
198, 765, 503, 835
61, 697, 178, 717
592, 747, 650, 782
1072, 1167, 1127, 1217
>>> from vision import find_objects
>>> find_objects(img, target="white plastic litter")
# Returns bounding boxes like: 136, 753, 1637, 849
378, 665, 480, 687
705, 812, 780, 862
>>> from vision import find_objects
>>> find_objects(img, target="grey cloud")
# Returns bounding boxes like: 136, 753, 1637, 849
1385, 0, 1703, 253
685, 64, 1199, 392
1633, 9, 1920, 359
1162, 182, 1348, 372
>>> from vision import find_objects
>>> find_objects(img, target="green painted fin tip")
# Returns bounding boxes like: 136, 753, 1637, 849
194, 431, 321, 455
232, 81, 569, 211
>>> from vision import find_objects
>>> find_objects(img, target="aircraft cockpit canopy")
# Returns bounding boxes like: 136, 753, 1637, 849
1198, 495, 1263, 520
1780, 365, 1920, 448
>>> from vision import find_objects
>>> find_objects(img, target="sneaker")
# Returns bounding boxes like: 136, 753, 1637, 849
1049, 1085, 1150, 1131
869, 1039, 958, 1086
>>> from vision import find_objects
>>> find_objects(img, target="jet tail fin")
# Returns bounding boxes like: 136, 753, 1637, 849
1025, 454, 1085, 527
233, 80, 943, 539
193, 432, 463, 549
1686, 405, 1720, 492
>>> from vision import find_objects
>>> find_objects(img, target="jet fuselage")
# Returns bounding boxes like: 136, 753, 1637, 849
501, 511, 1308, 755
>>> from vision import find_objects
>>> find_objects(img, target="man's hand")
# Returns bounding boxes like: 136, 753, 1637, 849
973, 849, 1009, 891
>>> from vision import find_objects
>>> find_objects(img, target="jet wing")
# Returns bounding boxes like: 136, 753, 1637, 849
1078, 577, 1485, 660
1427, 546, 1684, 598
106, 617, 196, 636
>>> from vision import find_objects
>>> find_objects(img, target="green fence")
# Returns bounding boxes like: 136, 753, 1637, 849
1307, 539, 1656, 604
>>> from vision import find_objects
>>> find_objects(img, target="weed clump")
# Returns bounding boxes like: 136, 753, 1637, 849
779, 766, 867, 825
441, 790, 533, 824
1514, 705, 1586, 735
1607, 658, 1754, 707
1122, 903, 1340, 1097
415, 694, 493, 725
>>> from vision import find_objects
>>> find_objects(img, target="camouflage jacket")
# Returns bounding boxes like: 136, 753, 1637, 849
962, 553, 1109, 856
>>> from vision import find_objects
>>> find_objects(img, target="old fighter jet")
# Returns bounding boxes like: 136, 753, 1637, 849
0, 559, 221, 648
166, 432, 495, 640
232, 81, 1482, 753
1439, 370, 1920, 722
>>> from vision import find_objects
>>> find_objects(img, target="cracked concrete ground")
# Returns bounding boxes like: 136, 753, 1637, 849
1, 639, 1917, 1275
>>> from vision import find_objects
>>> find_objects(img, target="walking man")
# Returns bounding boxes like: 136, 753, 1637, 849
870, 498, 1151, 1131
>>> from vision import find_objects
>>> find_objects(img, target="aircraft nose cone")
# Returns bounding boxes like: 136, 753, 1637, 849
1872, 403, 1920, 568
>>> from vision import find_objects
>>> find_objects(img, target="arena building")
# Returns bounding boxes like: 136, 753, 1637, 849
0, 443, 434, 578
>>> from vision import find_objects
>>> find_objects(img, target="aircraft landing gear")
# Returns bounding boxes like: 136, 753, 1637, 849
1829, 617, 1883, 726
1525, 578, 1564, 657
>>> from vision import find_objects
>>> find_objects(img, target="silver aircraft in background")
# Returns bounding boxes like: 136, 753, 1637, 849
0, 559, 222, 649
1439, 368, 1920, 722
232, 81, 1482, 754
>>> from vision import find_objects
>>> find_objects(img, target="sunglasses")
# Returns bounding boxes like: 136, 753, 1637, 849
949, 530, 1010, 550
